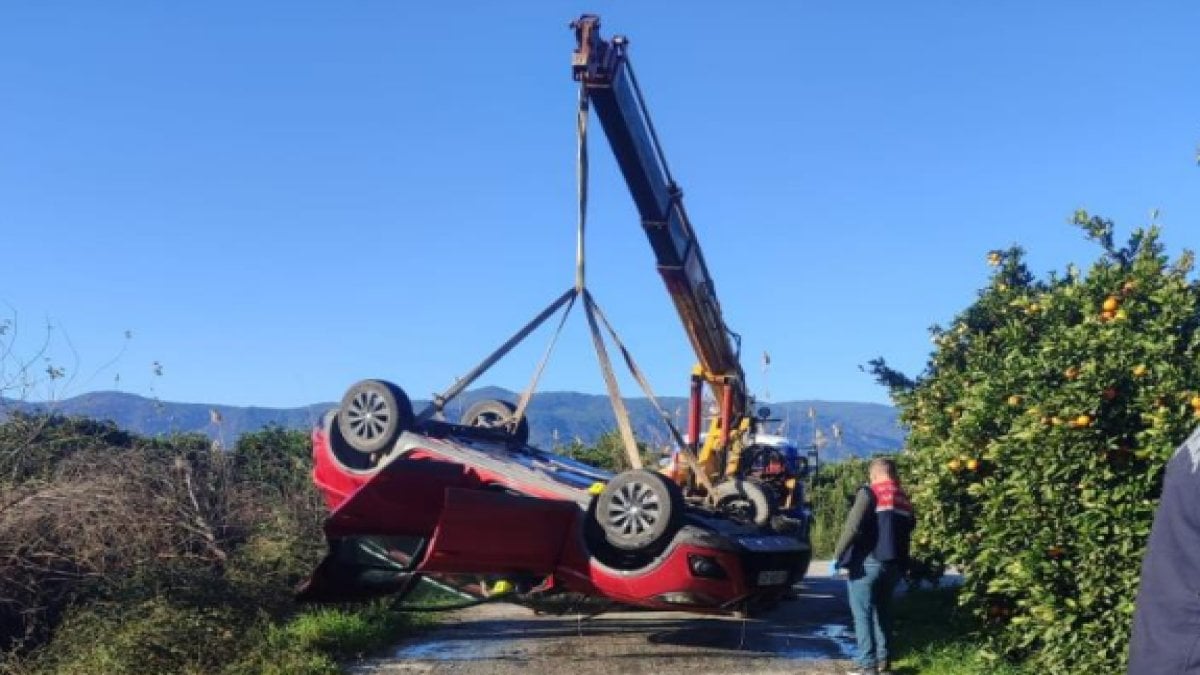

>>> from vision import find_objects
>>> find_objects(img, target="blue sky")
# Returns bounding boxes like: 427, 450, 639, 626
2, 2, 1197, 407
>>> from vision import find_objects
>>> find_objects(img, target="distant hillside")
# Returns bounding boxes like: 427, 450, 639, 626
4, 388, 904, 459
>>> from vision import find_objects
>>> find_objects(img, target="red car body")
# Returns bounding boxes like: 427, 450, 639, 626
301, 412, 811, 614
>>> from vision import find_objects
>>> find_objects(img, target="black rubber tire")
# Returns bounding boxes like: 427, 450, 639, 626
714, 478, 777, 528
327, 411, 377, 472
337, 379, 413, 454
596, 469, 684, 552
460, 399, 530, 446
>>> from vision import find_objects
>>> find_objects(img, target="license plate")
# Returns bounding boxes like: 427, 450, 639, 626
757, 570, 789, 586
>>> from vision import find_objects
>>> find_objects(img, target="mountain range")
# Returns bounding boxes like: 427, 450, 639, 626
5, 388, 904, 460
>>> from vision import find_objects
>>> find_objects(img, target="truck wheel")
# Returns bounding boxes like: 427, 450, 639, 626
337, 380, 413, 454
460, 399, 530, 445
714, 478, 776, 527
596, 469, 684, 552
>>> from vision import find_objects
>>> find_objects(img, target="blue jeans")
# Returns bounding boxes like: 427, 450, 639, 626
846, 558, 901, 669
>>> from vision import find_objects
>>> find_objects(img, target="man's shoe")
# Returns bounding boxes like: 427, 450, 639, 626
877, 660, 892, 674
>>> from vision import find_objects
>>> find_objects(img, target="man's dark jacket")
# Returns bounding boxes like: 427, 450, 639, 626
1129, 424, 1200, 673
833, 480, 914, 569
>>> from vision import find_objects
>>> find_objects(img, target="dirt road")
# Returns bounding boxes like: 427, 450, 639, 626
349, 564, 855, 675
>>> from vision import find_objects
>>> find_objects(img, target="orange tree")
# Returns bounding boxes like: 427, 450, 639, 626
868, 212, 1200, 672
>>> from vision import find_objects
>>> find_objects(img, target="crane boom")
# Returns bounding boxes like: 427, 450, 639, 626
571, 15, 748, 420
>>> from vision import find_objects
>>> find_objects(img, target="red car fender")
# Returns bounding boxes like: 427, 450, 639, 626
553, 521, 753, 609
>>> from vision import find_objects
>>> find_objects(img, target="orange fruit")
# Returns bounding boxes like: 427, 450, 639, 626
1133, 364, 1149, 378
1064, 367, 1080, 381
948, 459, 963, 473
1190, 395, 1200, 409
966, 458, 980, 471
1007, 395, 1022, 406
1102, 296, 1119, 312
1074, 414, 1092, 428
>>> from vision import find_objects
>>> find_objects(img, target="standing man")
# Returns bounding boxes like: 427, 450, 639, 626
1128, 423, 1200, 673
833, 457, 915, 675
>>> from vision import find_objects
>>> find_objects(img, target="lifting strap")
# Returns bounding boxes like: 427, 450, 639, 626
582, 290, 642, 470
420, 80, 670, 477
511, 290, 577, 432
576, 82, 643, 471
415, 287, 576, 422
585, 291, 715, 495
575, 82, 589, 294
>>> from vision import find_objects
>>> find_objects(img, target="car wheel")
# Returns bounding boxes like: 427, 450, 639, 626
714, 478, 776, 527
596, 469, 684, 552
337, 379, 414, 454
327, 411, 377, 471
460, 399, 530, 445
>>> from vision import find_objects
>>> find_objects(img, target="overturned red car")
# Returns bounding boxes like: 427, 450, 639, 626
298, 379, 812, 615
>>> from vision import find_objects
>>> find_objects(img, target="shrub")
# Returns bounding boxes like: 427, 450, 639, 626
0, 414, 417, 673
561, 429, 660, 471
0, 413, 134, 483
232, 426, 313, 497
17, 598, 255, 675
869, 214, 1200, 672
807, 457, 869, 558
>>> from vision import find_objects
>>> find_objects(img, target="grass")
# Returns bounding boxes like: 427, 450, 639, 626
888, 586, 1031, 675
8, 596, 430, 675
228, 601, 429, 675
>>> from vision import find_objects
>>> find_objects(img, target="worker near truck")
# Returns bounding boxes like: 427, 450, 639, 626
832, 457, 915, 675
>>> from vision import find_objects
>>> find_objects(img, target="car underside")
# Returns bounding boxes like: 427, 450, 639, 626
297, 384, 813, 615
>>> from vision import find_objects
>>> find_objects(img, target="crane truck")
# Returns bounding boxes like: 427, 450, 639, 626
572, 15, 810, 523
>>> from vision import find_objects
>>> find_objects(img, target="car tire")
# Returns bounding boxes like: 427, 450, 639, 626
714, 478, 776, 527
596, 469, 684, 552
327, 411, 377, 472
337, 379, 414, 454
460, 399, 530, 445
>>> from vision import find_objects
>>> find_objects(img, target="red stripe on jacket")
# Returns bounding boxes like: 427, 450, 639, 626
871, 480, 913, 518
